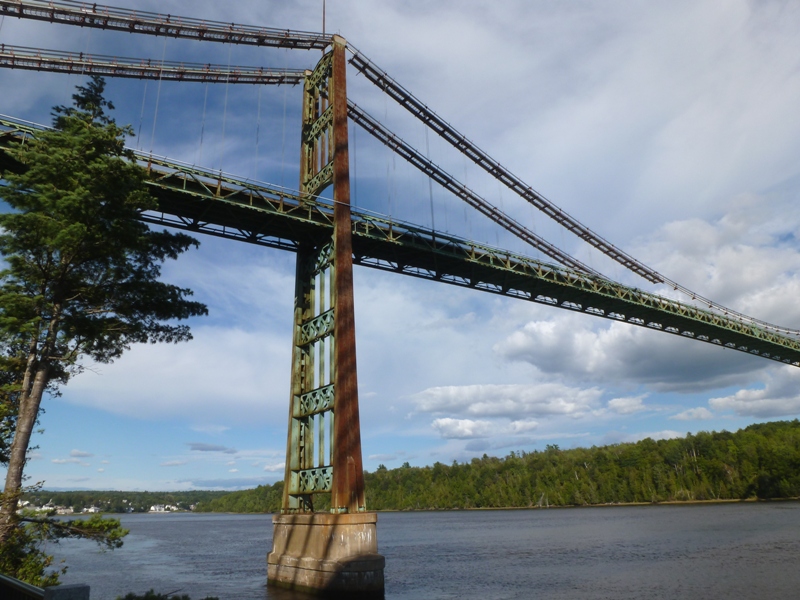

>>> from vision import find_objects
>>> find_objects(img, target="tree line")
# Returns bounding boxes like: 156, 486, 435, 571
194, 420, 800, 513
22, 490, 229, 514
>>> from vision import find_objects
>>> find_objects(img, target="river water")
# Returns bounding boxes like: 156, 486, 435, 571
52, 502, 800, 599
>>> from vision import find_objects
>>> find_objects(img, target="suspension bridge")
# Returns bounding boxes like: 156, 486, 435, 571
1, 1, 799, 595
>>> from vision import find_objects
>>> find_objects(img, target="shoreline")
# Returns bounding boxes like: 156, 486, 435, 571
178, 496, 800, 516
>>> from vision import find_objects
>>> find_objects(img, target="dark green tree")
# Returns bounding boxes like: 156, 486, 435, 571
0, 76, 207, 556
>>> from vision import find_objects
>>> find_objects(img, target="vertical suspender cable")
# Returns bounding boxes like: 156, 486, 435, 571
136, 81, 148, 150
218, 43, 233, 173
62, 23, 92, 102
149, 35, 168, 156
280, 50, 289, 188
425, 126, 435, 234
196, 82, 209, 167
253, 84, 262, 181
352, 120, 357, 208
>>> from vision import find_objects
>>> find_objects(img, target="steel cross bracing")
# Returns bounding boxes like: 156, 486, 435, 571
2, 114, 800, 366
4, 0, 794, 335
0, 44, 306, 85
0, 0, 331, 50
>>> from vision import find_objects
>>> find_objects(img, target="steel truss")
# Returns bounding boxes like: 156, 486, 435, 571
0, 0, 330, 50
0, 44, 305, 84
3, 115, 798, 365
2, 115, 799, 364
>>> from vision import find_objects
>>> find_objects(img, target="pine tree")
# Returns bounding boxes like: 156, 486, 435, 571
0, 76, 208, 550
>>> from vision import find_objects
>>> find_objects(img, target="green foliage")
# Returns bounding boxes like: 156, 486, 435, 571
193, 482, 285, 513
360, 420, 800, 510
0, 516, 62, 587
0, 75, 208, 371
0, 508, 128, 586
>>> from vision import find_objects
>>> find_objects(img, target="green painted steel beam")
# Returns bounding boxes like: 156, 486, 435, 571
2, 115, 799, 366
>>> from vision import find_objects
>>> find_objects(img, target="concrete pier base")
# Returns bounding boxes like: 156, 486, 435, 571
267, 512, 385, 596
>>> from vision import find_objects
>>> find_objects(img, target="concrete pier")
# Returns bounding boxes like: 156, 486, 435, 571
267, 512, 385, 596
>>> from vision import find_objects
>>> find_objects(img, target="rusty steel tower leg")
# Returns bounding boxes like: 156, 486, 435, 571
267, 36, 384, 596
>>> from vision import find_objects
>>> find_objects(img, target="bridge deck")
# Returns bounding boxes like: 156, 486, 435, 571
2, 115, 799, 366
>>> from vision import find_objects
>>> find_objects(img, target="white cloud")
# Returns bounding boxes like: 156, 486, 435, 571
64, 324, 291, 427
608, 396, 648, 415
432, 418, 494, 440
263, 462, 285, 473
160, 461, 188, 467
431, 417, 540, 441
414, 383, 602, 419
496, 312, 767, 392
671, 407, 714, 421
709, 368, 800, 417
70, 449, 93, 458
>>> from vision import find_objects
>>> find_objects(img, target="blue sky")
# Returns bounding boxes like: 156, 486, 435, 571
3, 0, 800, 491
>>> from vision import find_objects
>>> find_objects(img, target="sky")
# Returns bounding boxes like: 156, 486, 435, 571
2, 0, 800, 491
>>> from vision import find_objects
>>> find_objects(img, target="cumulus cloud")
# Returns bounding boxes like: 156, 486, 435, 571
431, 417, 540, 440
187, 443, 237, 454
64, 323, 291, 427
70, 450, 93, 458
496, 312, 767, 392
161, 460, 188, 467
671, 407, 714, 421
432, 418, 494, 440
709, 368, 800, 417
263, 462, 285, 473
607, 396, 648, 415
414, 383, 602, 419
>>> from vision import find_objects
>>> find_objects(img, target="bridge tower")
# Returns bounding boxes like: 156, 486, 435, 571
267, 36, 385, 595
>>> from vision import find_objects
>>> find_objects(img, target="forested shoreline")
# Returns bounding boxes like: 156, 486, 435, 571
195, 420, 800, 512
28, 420, 800, 513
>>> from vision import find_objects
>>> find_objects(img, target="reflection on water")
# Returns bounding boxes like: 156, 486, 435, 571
54, 502, 800, 600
